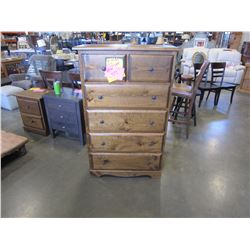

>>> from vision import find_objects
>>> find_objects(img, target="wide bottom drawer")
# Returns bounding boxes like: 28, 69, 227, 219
21, 114, 44, 130
90, 153, 161, 170
89, 133, 164, 153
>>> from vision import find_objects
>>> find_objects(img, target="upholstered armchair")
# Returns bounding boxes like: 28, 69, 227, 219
9, 54, 56, 89
181, 48, 245, 85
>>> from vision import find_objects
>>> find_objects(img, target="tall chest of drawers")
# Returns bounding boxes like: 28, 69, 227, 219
76, 44, 178, 177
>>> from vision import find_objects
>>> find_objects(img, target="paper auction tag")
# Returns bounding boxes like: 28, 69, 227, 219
104, 57, 125, 83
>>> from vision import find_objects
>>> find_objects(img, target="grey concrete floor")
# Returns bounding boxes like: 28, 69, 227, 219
1, 91, 250, 217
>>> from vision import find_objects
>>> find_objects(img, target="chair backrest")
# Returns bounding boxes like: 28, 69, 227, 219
68, 72, 81, 91
27, 54, 56, 78
211, 62, 226, 85
194, 62, 209, 82
39, 70, 63, 89
192, 61, 210, 98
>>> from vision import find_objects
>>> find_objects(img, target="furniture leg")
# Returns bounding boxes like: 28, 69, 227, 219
230, 87, 236, 104
214, 89, 221, 106
206, 90, 211, 101
199, 90, 204, 107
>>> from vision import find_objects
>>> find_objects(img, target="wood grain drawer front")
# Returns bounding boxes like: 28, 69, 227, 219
245, 68, 250, 79
18, 99, 41, 115
129, 54, 173, 82
83, 54, 126, 82
243, 79, 250, 89
89, 133, 163, 153
45, 99, 76, 113
85, 84, 169, 109
91, 153, 161, 170
87, 110, 167, 133
22, 114, 44, 129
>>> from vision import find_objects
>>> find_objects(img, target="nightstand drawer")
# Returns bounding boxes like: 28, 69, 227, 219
48, 110, 78, 124
51, 121, 79, 135
89, 133, 164, 153
85, 84, 169, 109
129, 54, 172, 82
91, 153, 161, 170
22, 114, 44, 129
45, 98, 76, 113
87, 110, 167, 133
18, 99, 41, 115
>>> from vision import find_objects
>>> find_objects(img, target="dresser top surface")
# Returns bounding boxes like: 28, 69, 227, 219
15, 89, 51, 100
43, 91, 82, 102
73, 44, 180, 52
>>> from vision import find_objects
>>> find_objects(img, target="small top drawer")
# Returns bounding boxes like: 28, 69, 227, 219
17, 98, 41, 116
83, 54, 126, 82
128, 54, 173, 82
44, 98, 76, 113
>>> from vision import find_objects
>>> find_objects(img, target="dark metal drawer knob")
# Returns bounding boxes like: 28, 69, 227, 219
60, 115, 63, 119
152, 96, 157, 100
100, 120, 105, 124
101, 142, 106, 146
98, 95, 103, 100
149, 67, 154, 72
58, 104, 62, 108
101, 66, 106, 71
150, 121, 155, 126
31, 120, 35, 123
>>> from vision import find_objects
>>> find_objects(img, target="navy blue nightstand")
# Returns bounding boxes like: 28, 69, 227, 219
43, 89, 85, 145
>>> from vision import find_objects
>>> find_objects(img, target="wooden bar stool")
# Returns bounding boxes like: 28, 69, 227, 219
181, 74, 193, 85
169, 61, 210, 138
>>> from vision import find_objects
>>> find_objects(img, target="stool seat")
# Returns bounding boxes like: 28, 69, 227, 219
181, 74, 193, 81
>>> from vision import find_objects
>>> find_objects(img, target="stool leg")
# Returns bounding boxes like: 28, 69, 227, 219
193, 101, 197, 126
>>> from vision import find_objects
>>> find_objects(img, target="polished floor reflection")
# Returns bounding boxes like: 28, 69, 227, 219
1, 91, 250, 217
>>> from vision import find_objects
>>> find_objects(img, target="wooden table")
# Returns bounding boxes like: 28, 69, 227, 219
1, 57, 24, 78
238, 63, 250, 94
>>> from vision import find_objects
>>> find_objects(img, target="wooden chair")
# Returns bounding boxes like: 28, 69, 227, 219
169, 61, 210, 138
39, 70, 63, 89
208, 62, 237, 105
68, 72, 81, 90
198, 62, 236, 106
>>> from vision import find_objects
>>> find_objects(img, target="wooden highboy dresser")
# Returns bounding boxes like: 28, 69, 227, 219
75, 44, 178, 177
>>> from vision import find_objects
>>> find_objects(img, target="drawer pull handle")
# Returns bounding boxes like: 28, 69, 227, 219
98, 95, 103, 100
150, 121, 155, 126
62, 126, 65, 129
152, 96, 157, 100
31, 120, 35, 123
100, 120, 105, 124
149, 67, 154, 72
60, 115, 64, 119
101, 142, 106, 146
27, 106, 30, 109
101, 66, 106, 71
58, 104, 62, 108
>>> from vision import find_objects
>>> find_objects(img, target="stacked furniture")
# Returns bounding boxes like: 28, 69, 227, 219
15, 90, 50, 135
75, 44, 178, 177
181, 48, 245, 85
